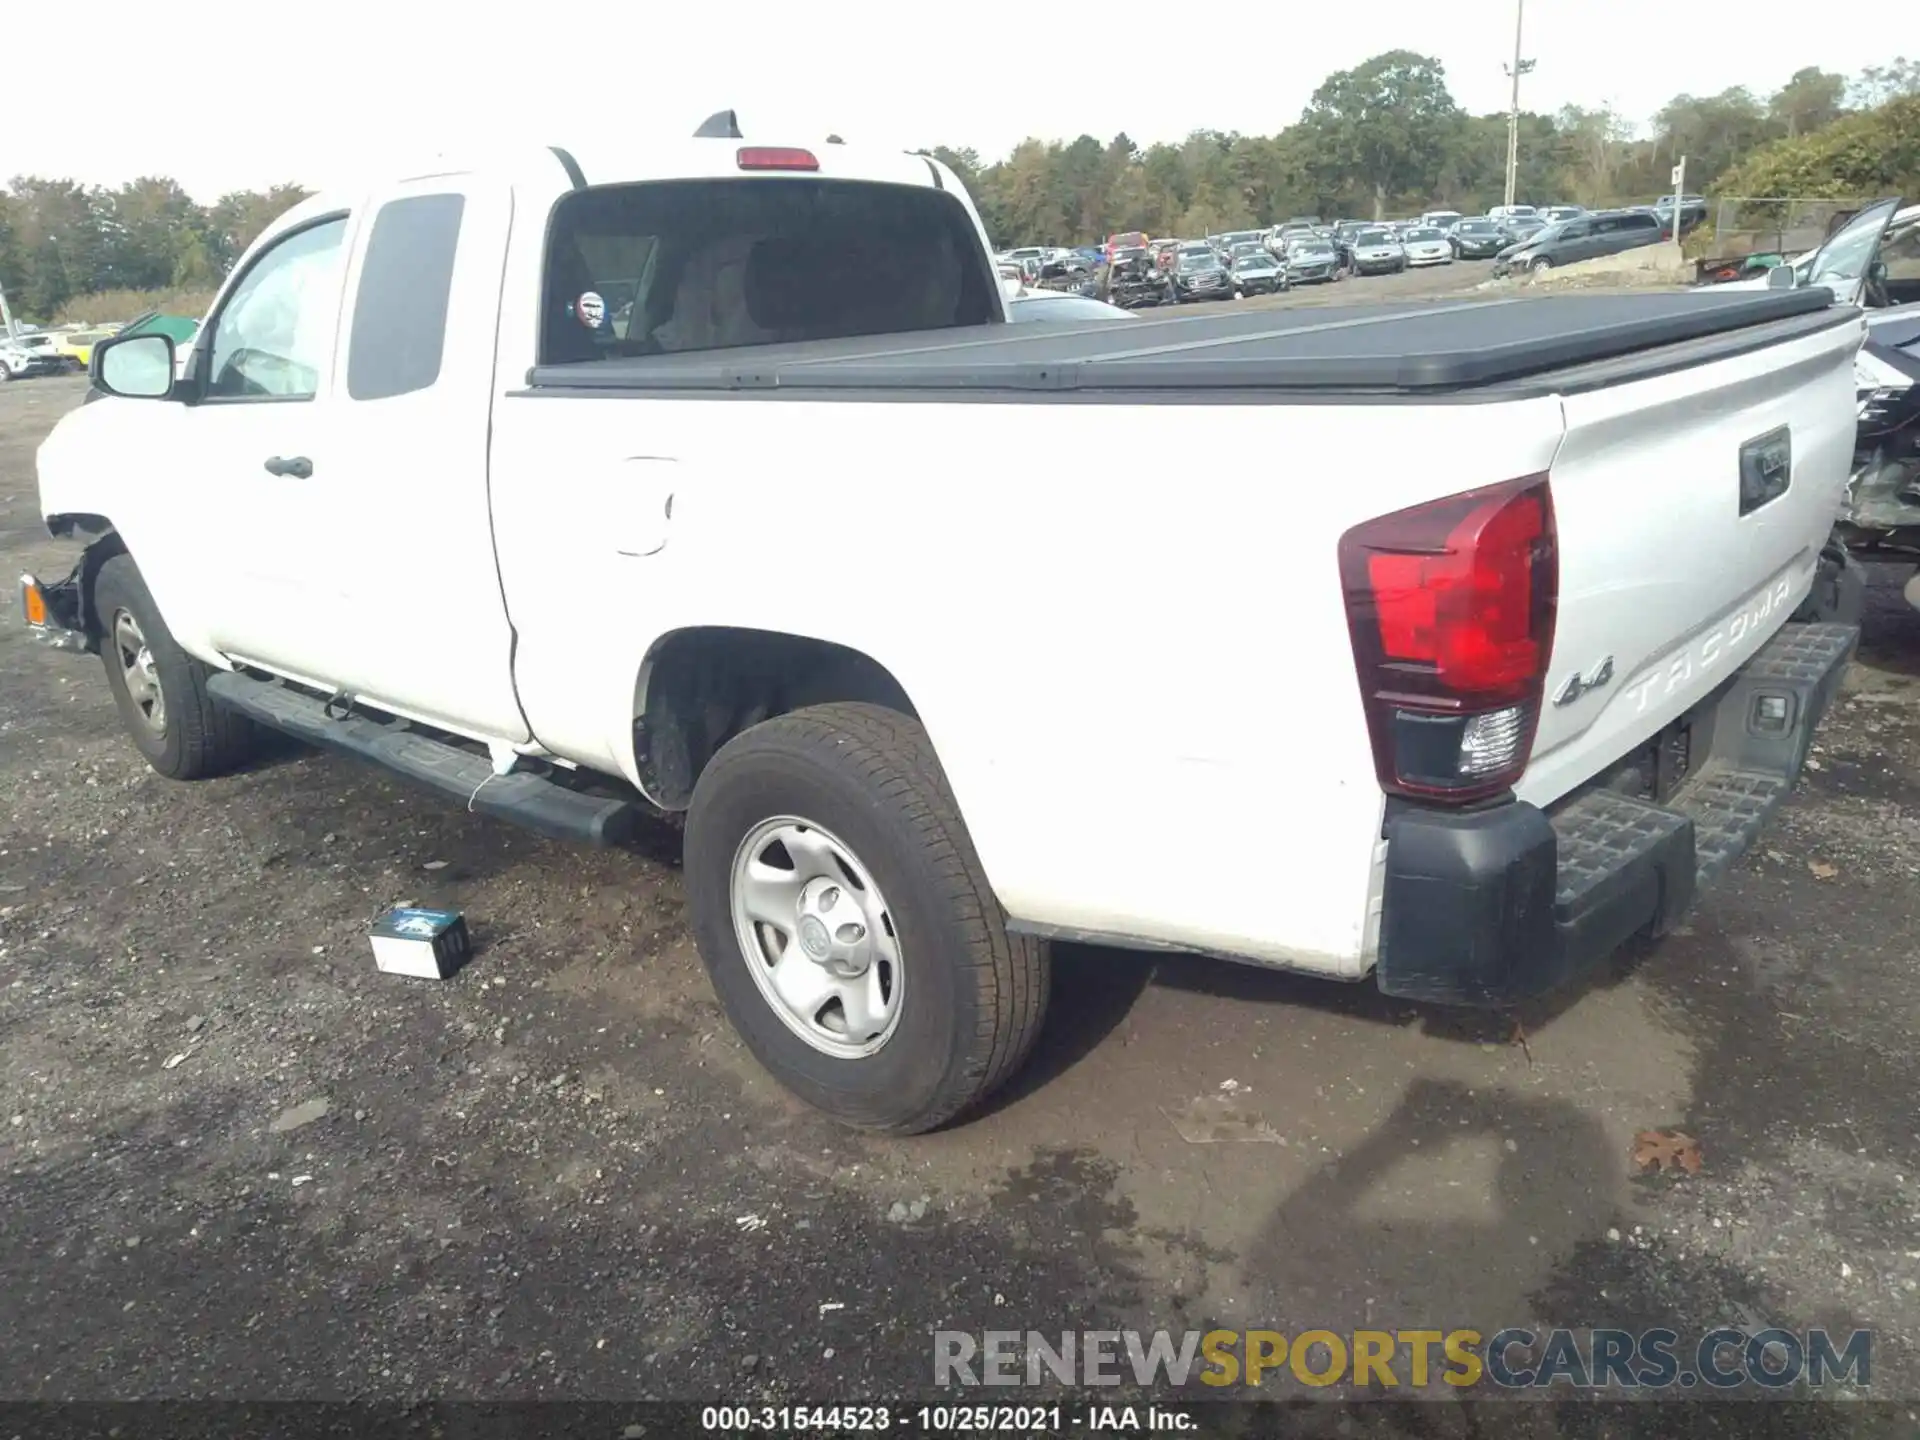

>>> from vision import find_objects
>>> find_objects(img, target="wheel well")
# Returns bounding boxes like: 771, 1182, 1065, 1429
73, 529, 128, 641
634, 628, 917, 810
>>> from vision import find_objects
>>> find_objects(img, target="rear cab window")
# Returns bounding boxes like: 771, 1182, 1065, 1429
539, 178, 998, 366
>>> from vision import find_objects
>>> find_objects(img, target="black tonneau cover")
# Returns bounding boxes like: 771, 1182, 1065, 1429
524, 289, 1844, 398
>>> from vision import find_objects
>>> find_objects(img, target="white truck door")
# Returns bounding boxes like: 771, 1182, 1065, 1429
192, 212, 357, 668
240, 178, 530, 742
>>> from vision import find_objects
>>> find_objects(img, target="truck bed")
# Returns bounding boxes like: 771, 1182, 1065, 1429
524, 289, 1844, 399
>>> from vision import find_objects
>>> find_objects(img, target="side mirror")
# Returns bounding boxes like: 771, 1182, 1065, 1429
91, 333, 177, 399
1765, 264, 1799, 291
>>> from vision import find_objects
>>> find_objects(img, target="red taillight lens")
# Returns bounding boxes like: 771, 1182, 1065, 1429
736, 146, 820, 172
1339, 476, 1558, 802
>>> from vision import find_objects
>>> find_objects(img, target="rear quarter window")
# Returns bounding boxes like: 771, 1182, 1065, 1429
539, 178, 998, 365
347, 193, 464, 400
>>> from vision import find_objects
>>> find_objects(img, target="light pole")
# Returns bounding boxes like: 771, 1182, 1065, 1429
1502, 0, 1535, 210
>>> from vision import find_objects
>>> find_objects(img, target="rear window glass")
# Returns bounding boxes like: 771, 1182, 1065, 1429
539, 178, 997, 365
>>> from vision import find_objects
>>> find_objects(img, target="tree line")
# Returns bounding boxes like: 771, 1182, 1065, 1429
928, 53, 1920, 247
0, 178, 310, 322
3, 52, 1917, 321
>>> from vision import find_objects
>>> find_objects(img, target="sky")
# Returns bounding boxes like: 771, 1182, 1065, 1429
8, 0, 1890, 202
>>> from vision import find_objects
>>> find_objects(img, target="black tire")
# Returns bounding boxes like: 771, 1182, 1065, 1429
1529, 256, 1553, 274
684, 702, 1049, 1134
93, 553, 258, 780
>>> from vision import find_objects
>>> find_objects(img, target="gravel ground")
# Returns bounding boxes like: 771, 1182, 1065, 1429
2, 328, 1918, 1433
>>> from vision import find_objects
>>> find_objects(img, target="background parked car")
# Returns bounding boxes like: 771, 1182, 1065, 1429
0, 332, 64, 381
1347, 226, 1406, 275
1171, 244, 1234, 301
1448, 217, 1507, 260
1399, 226, 1454, 266
1283, 235, 1340, 283
1492, 208, 1665, 276
1499, 214, 1548, 246
1229, 248, 1287, 296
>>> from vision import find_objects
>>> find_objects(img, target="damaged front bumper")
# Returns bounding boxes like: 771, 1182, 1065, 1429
19, 568, 93, 652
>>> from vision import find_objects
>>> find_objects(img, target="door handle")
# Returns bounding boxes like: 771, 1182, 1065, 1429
263, 455, 313, 479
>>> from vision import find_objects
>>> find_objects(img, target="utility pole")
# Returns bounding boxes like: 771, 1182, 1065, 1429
0, 281, 17, 340
1502, 0, 1535, 210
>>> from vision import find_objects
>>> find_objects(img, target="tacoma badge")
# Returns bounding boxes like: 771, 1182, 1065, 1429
1554, 656, 1615, 707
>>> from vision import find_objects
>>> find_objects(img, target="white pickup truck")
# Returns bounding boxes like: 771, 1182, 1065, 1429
24, 125, 1865, 1133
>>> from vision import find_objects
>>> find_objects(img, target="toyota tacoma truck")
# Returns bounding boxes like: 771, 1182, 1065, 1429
23, 125, 1865, 1133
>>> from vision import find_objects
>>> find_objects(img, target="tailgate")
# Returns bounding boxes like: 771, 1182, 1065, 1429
1519, 312, 1863, 807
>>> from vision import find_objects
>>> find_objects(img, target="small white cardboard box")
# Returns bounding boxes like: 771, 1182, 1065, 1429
369, 907, 472, 979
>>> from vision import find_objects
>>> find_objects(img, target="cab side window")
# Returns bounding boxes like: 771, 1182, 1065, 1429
204, 217, 349, 401
347, 194, 465, 400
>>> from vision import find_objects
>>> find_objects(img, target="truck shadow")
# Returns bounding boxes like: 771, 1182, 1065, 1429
992, 938, 1653, 1115
1228, 1077, 1881, 1431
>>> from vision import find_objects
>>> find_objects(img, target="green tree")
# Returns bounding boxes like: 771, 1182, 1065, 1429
1655, 88, 1773, 187
1850, 58, 1920, 109
1715, 93, 1920, 200
1770, 68, 1848, 138
1296, 51, 1462, 219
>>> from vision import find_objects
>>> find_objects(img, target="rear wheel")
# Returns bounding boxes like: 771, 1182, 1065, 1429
684, 702, 1050, 1134
93, 553, 258, 780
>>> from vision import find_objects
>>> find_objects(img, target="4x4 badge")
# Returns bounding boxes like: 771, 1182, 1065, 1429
1554, 656, 1615, 707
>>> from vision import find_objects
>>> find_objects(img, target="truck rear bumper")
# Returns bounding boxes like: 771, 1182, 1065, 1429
1374, 620, 1857, 1006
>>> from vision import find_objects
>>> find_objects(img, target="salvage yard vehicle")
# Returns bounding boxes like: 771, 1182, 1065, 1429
1105, 246, 1174, 308
1170, 244, 1233, 302
1228, 248, 1287, 296
1448, 218, 1507, 260
1399, 226, 1455, 267
1347, 227, 1406, 275
0, 332, 66, 381
1283, 235, 1340, 282
1492, 209, 1664, 277
22, 125, 1869, 1134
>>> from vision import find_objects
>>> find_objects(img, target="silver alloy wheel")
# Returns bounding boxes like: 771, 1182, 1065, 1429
112, 609, 166, 735
729, 816, 904, 1059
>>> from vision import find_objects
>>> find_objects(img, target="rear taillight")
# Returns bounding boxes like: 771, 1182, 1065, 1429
736, 146, 820, 172
1338, 475, 1558, 803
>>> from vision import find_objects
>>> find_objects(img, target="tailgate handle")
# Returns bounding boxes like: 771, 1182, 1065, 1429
1738, 428, 1790, 516
263, 455, 313, 479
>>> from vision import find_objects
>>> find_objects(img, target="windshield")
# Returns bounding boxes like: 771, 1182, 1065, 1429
1233, 252, 1272, 266
1178, 250, 1215, 266
1808, 198, 1901, 288
1290, 241, 1332, 254
1456, 221, 1495, 234
1404, 229, 1443, 242
1356, 230, 1393, 245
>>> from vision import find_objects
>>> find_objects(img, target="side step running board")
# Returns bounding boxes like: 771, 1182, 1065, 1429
206, 671, 644, 847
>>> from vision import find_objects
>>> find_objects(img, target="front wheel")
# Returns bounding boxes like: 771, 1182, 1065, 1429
684, 703, 1050, 1134
1529, 256, 1553, 274
93, 553, 259, 780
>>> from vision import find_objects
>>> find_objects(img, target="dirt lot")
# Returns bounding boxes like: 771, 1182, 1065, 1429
3, 284, 1920, 1429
